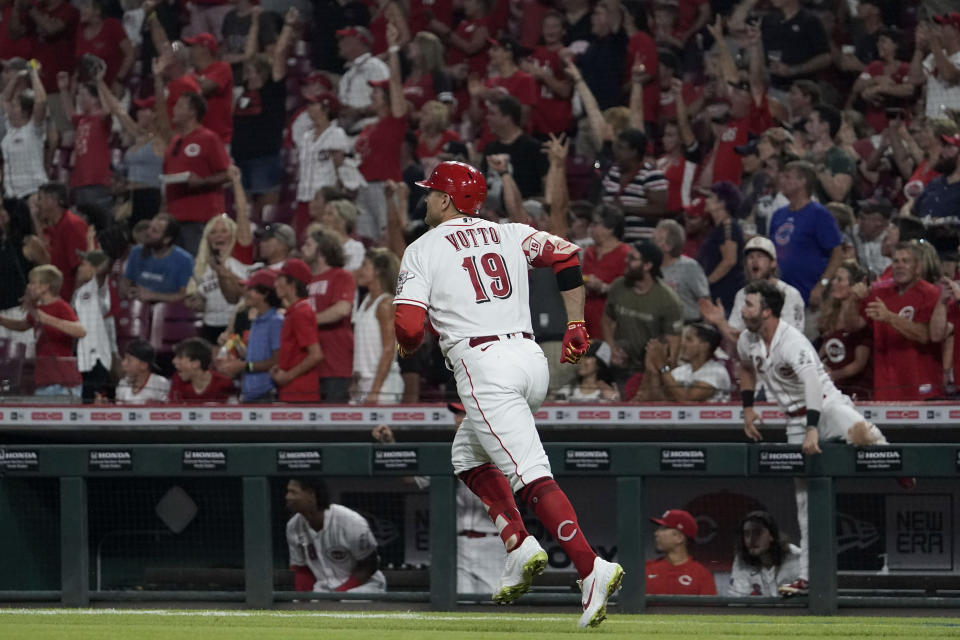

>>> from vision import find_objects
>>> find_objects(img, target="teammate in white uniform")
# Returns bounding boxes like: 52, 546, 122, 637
393, 161, 624, 628
737, 280, 888, 595
728, 511, 803, 597
285, 477, 387, 593
372, 402, 506, 595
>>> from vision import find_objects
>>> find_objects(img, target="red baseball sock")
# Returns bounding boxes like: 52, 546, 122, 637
459, 463, 529, 551
519, 477, 596, 579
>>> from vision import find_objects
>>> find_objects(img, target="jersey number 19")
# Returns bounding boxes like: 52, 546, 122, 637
462, 253, 513, 303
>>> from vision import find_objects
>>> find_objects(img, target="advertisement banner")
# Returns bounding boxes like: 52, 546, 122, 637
885, 494, 953, 570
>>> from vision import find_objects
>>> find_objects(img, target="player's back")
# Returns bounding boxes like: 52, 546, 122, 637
397, 217, 534, 353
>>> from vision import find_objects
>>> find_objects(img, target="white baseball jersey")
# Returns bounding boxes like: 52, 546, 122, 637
395, 218, 578, 356
287, 504, 386, 592
729, 279, 805, 334
727, 543, 803, 597
296, 124, 364, 201
412, 477, 505, 593
115, 373, 171, 404
737, 320, 841, 414
669, 360, 731, 401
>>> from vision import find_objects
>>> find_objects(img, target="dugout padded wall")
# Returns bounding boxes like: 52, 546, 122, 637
0, 478, 59, 590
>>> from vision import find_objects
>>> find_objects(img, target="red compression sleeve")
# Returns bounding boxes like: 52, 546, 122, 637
551, 251, 580, 274
395, 304, 426, 351
292, 566, 314, 591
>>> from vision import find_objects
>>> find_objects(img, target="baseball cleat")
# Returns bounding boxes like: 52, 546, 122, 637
778, 578, 809, 596
577, 556, 625, 629
492, 536, 547, 604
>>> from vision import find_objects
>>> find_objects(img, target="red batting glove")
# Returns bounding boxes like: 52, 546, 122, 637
561, 321, 589, 364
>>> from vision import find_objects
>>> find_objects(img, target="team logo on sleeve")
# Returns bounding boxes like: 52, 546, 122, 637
898, 306, 915, 321
396, 270, 415, 295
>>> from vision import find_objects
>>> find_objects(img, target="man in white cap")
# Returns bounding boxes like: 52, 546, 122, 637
699, 236, 805, 344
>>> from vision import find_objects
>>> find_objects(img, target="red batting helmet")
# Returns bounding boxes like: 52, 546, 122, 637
415, 161, 487, 215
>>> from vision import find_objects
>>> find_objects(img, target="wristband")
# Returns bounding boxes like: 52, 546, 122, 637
247, 361, 254, 373
806, 410, 821, 429
741, 390, 755, 408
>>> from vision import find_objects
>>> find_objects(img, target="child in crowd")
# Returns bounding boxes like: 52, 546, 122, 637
0, 265, 86, 398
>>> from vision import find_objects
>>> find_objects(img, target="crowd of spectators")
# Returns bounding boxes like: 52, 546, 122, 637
0, 0, 958, 405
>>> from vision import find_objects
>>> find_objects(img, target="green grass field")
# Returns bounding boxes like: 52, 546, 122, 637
2, 609, 960, 640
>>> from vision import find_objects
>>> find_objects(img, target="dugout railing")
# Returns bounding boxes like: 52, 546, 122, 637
1, 442, 959, 614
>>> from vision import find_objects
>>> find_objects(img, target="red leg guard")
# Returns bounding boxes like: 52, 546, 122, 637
459, 463, 529, 551
519, 477, 597, 579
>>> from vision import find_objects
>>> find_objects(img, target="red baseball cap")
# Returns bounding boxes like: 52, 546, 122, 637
278, 258, 313, 286
651, 509, 698, 538
132, 96, 156, 110
682, 197, 707, 218
336, 26, 373, 47
942, 133, 960, 148
183, 32, 218, 53
307, 91, 340, 116
934, 12, 960, 30
304, 71, 333, 91
242, 268, 278, 289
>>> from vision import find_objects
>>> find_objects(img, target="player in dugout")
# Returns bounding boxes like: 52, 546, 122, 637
285, 476, 387, 594
645, 509, 717, 595
393, 160, 624, 628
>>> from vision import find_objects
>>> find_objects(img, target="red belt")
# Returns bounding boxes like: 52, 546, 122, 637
468, 333, 534, 348
458, 530, 499, 538
786, 408, 807, 418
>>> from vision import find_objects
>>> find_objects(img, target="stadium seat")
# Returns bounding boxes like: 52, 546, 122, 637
0, 341, 27, 396
149, 302, 201, 354
114, 298, 152, 352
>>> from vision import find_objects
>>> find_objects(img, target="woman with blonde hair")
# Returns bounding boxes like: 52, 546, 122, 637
186, 214, 251, 343
403, 32, 455, 117
353, 247, 404, 403
321, 198, 366, 271
818, 260, 872, 399
417, 100, 462, 175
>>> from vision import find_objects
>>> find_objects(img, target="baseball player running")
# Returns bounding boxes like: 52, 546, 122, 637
393, 161, 624, 628
737, 280, 891, 596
